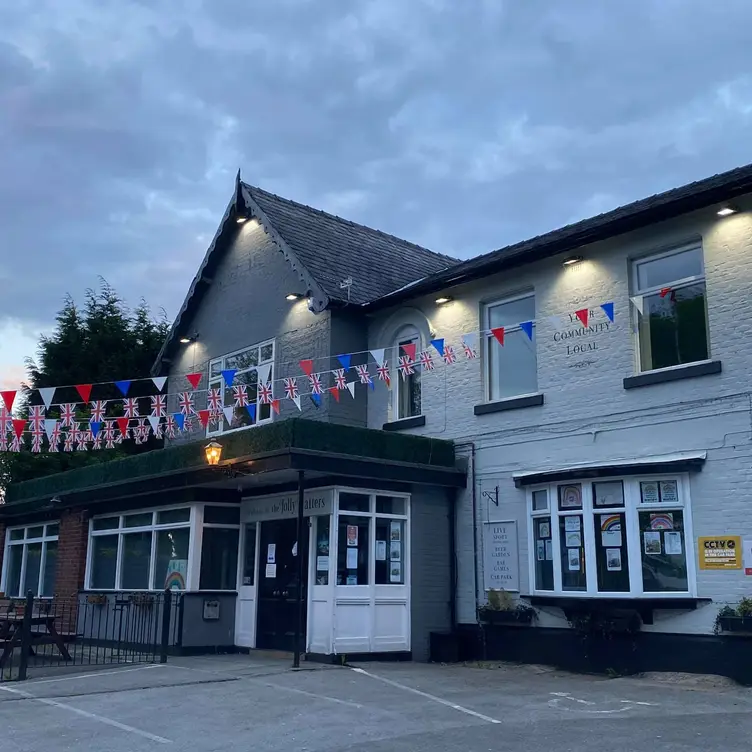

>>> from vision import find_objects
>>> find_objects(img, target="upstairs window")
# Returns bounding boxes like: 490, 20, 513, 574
485, 292, 537, 401
393, 326, 422, 420
207, 340, 275, 436
633, 245, 709, 372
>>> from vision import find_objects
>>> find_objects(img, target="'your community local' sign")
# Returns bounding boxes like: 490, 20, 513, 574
483, 521, 519, 592
552, 310, 613, 357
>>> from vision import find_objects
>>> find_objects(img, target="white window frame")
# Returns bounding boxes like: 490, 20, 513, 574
526, 474, 696, 599
391, 326, 422, 420
483, 290, 538, 403
207, 339, 276, 437
631, 242, 710, 374
197, 503, 241, 592
1, 523, 59, 598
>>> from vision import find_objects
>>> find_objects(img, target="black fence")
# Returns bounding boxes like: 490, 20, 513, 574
0, 589, 181, 682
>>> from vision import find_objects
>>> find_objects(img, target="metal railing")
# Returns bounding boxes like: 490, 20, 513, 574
0, 589, 181, 682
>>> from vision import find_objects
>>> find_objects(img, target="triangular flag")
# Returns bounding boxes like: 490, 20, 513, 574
491, 327, 505, 346
90, 421, 102, 438
299, 359, 314, 377
186, 373, 202, 390
659, 287, 672, 298
44, 419, 58, 441
221, 369, 237, 388
75, 384, 93, 403
600, 302, 615, 322
256, 363, 272, 385
223, 406, 235, 425
336, 354, 352, 371
346, 382, 356, 399
400, 343, 417, 361
12, 419, 25, 440
197, 409, 210, 428
115, 380, 131, 397
173, 413, 185, 431
370, 348, 386, 367
630, 296, 644, 315
271, 399, 280, 415
116, 417, 129, 436
519, 321, 534, 341
574, 308, 589, 327
430, 338, 445, 357
292, 394, 302, 411
369, 379, 375, 391
147, 415, 161, 434
38, 387, 55, 409
246, 404, 257, 422
1, 391, 16, 412
152, 376, 168, 392
311, 393, 321, 408
328, 386, 340, 402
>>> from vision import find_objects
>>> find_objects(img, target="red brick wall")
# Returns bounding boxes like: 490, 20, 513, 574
55, 508, 89, 603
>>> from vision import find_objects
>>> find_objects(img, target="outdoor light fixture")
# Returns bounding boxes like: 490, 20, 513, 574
563, 256, 584, 266
204, 440, 223, 466
179, 334, 198, 345
717, 206, 737, 217
435, 296, 453, 305
236, 214, 248, 224
286, 293, 302, 301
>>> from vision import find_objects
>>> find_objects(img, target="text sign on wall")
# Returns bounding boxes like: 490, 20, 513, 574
698, 536, 742, 570
244, 489, 334, 523
483, 521, 519, 592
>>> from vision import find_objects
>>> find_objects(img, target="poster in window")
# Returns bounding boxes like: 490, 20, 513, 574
390, 521, 401, 541
164, 559, 188, 590
536, 540, 545, 561
265, 563, 276, 578
640, 481, 660, 504
565, 531, 581, 548
659, 480, 679, 504
606, 548, 622, 571
643, 531, 662, 555
567, 548, 580, 571
390, 541, 401, 561
316, 555, 330, 572
559, 484, 582, 509
376, 540, 387, 561
593, 481, 624, 508
346, 547, 358, 569
650, 513, 674, 530
346, 575, 358, 585
564, 516, 581, 532
346, 525, 358, 547
664, 532, 683, 556
600, 515, 622, 547
266, 543, 276, 564
545, 539, 553, 560
389, 562, 402, 583
538, 521, 550, 539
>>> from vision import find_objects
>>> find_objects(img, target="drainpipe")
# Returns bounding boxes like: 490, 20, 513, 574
293, 470, 305, 669
455, 442, 478, 622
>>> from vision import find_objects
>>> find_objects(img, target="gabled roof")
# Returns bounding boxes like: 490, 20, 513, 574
364, 161, 752, 310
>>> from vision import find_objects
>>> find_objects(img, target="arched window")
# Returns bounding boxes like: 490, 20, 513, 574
393, 324, 422, 420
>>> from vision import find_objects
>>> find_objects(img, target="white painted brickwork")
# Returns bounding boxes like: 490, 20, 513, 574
368, 199, 752, 635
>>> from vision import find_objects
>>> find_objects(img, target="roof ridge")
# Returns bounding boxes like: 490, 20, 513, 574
243, 182, 459, 264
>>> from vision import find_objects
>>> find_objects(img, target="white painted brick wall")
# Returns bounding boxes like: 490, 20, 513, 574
368, 200, 752, 635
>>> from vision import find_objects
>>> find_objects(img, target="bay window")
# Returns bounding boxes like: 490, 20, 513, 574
528, 476, 693, 597
1, 523, 59, 597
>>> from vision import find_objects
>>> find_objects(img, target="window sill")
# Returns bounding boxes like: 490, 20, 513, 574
382, 415, 426, 431
624, 360, 721, 390
474, 393, 544, 416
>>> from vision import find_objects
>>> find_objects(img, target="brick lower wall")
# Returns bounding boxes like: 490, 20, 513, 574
55, 508, 89, 603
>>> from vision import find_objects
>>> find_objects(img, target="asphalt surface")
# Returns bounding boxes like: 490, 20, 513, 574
2, 654, 752, 751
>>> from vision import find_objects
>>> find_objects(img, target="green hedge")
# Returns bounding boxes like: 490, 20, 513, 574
3, 419, 455, 504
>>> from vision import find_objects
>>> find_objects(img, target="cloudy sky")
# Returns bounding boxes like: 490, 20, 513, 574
1, 0, 751, 388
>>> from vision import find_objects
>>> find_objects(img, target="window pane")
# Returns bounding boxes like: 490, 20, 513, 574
226, 347, 258, 370
376, 519, 405, 584
260, 343, 274, 362
27, 526, 44, 540
157, 508, 191, 525
396, 336, 421, 419
199, 528, 239, 590
636, 247, 703, 290
638, 283, 709, 371
337, 515, 370, 585
639, 510, 688, 592
559, 515, 586, 591
46, 524, 60, 538
532, 489, 548, 511
339, 493, 370, 513
314, 517, 330, 586
209, 360, 222, 378
241, 524, 257, 586
124, 513, 153, 528
488, 295, 535, 328
24, 543, 42, 596
156, 528, 190, 590
42, 541, 58, 597
558, 483, 582, 511
93, 517, 119, 531
593, 481, 624, 508
204, 506, 241, 525
488, 328, 537, 400
533, 517, 553, 591
376, 496, 406, 515
594, 512, 629, 592
90, 535, 118, 589
121, 532, 152, 589
9, 529, 24, 541
6, 546, 23, 597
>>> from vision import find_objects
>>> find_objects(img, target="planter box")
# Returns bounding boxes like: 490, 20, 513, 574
480, 609, 535, 626
719, 615, 752, 633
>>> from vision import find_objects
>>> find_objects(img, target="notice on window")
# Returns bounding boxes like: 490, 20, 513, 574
640, 481, 660, 504
565, 531, 581, 548
266, 544, 276, 564
600, 515, 622, 547
390, 521, 401, 541
347, 525, 358, 547
265, 563, 276, 578
650, 513, 674, 531
567, 548, 580, 571
545, 539, 553, 560
536, 540, 545, 561
390, 541, 401, 561
698, 536, 742, 570
376, 540, 387, 561
346, 547, 358, 569
316, 555, 329, 572
659, 480, 679, 504
606, 548, 622, 571
538, 521, 550, 539
164, 559, 188, 590
390, 562, 402, 583
564, 516, 581, 532
644, 531, 662, 555
346, 575, 358, 585
664, 532, 683, 556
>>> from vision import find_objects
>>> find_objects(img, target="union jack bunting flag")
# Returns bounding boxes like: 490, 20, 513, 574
103, 421, 116, 449
31, 435, 43, 454
48, 424, 61, 452
355, 364, 372, 384
9, 435, 21, 453
0, 406, 11, 436
150, 394, 167, 417
123, 398, 140, 418
164, 415, 177, 439
92, 432, 103, 450
0, 433, 8, 452
333, 369, 347, 390
258, 382, 273, 404
207, 388, 222, 412
283, 377, 299, 400
419, 350, 435, 371
183, 416, 194, 433
462, 335, 478, 359
178, 392, 195, 415
76, 426, 90, 451
308, 373, 323, 395
233, 385, 249, 407
376, 361, 391, 386
59, 403, 76, 428
398, 355, 415, 379
29, 405, 45, 432
90, 400, 107, 423
443, 345, 457, 364
63, 431, 75, 452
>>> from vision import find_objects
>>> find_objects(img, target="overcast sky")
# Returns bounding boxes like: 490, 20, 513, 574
2, 0, 752, 388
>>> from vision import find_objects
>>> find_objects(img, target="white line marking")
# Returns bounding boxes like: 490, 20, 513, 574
259, 680, 364, 709
349, 667, 501, 724
25, 664, 164, 685
621, 700, 656, 706
0, 685, 172, 744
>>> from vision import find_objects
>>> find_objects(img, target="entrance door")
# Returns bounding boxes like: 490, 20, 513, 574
256, 518, 307, 651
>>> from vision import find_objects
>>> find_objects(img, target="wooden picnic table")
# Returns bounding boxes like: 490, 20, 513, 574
0, 614, 72, 668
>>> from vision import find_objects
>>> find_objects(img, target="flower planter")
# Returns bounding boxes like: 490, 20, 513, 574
480, 609, 535, 626
719, 615, 752, 633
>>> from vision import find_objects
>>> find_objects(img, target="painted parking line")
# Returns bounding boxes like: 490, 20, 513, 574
548, 691, 657, 714
0, 684, 172, 744
349, 667, 502, 724
23, 664, 164, 686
